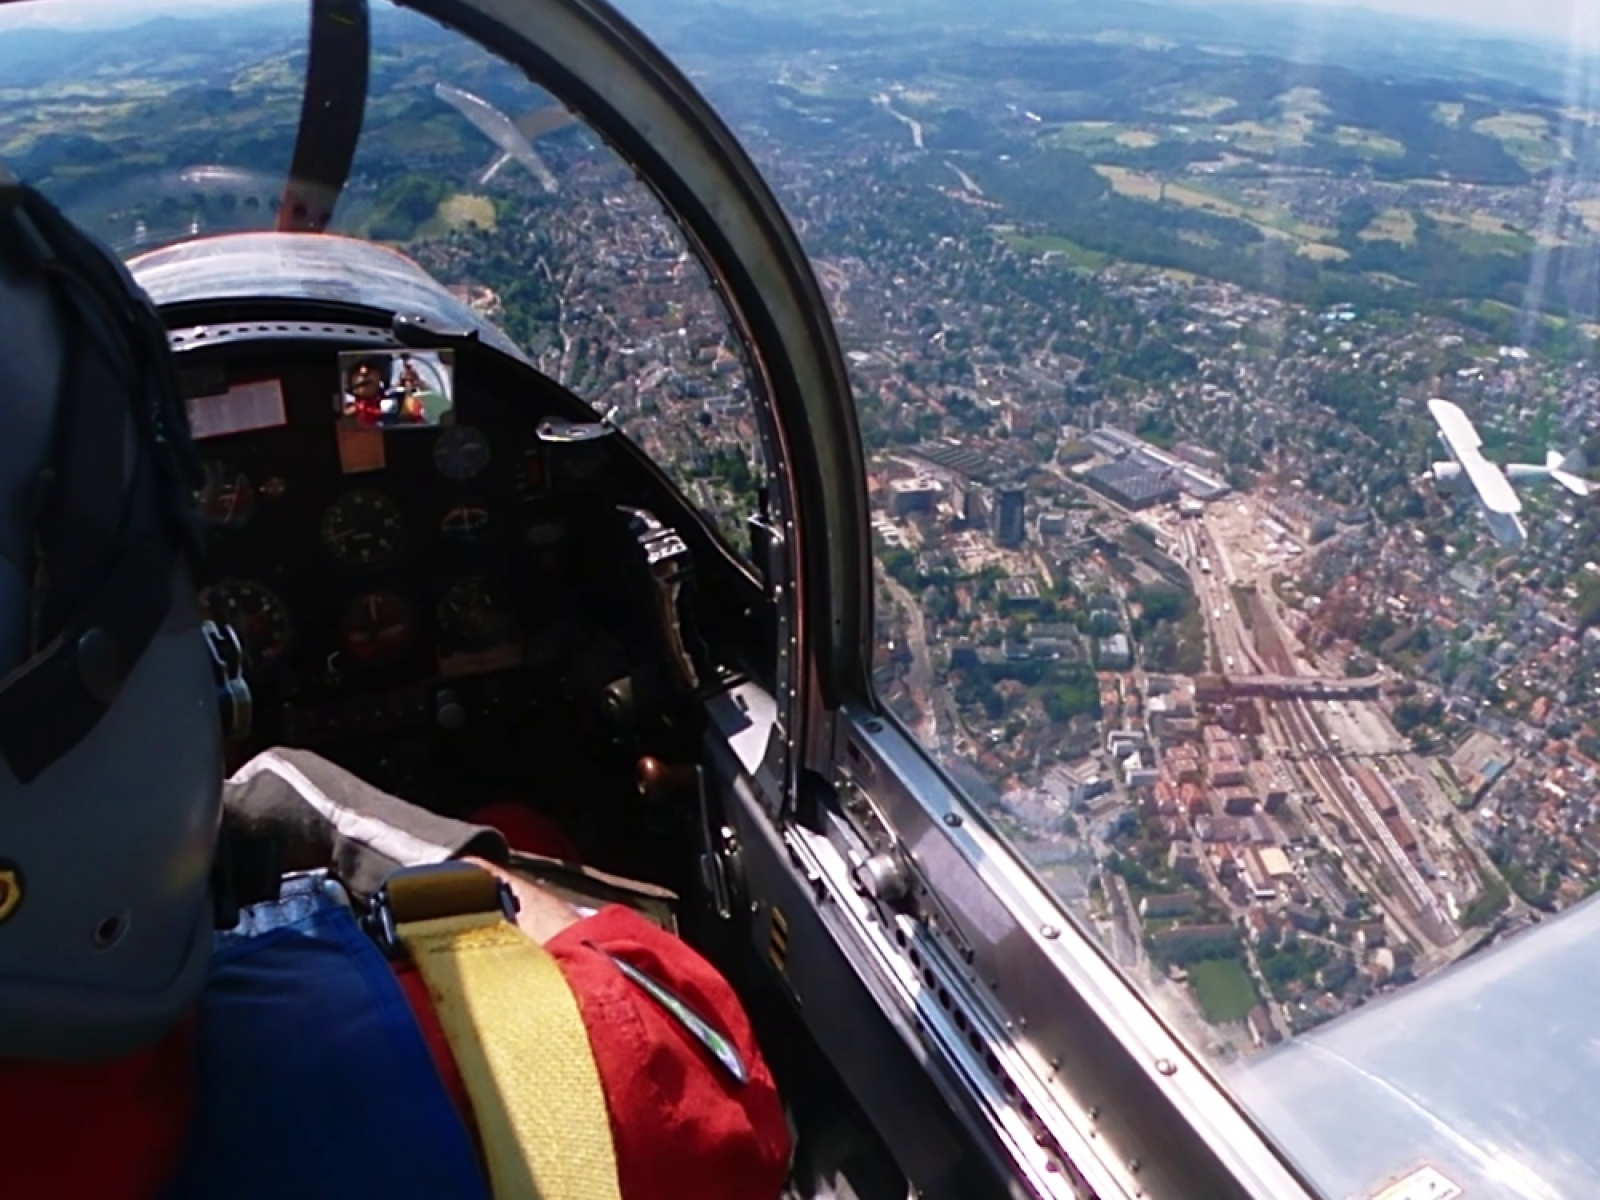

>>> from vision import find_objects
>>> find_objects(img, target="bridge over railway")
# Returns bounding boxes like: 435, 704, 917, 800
1198, 674, 1385, 701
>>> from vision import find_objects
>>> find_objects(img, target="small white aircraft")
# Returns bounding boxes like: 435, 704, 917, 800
434, 82, 572, 193
1427, 397, 1590, 547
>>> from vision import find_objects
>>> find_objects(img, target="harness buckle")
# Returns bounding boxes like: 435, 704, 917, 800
366, 861, 521, 957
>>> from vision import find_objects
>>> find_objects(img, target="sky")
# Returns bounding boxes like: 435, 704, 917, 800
1264, 0, 1591, 44
0, 0, 269, 29
0, 0, 1590, 44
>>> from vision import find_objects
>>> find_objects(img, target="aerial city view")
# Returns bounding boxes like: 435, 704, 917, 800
5, 0, 1599, 1066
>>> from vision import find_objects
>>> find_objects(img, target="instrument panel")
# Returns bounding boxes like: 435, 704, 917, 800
185, 342, 593, 748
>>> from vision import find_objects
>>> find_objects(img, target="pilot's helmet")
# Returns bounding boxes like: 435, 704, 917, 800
348, 355, 391, 394
0, 184, 223, 1061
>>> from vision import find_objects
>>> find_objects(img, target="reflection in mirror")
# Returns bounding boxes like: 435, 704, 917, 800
337, 349, 455, 429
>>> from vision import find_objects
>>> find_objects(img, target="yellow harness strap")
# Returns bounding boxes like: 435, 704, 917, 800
385, 864, 624, 1200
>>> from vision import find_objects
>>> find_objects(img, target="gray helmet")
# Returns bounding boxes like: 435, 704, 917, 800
0, 183, 223, 1061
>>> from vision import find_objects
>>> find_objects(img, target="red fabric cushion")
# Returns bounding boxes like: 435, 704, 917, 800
0, 1021, 194, 1200
402, 906, 791, 1200
547, 907, 792, 1200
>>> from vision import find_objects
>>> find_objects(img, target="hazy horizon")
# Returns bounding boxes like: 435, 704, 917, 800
0, 0, 1591, 47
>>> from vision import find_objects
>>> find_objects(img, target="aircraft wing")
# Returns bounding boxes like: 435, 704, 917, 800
1232, 895, 1600, 1199
435, 82, 560, 193
1429, 398, 1522, 515
515, 108, 576, 141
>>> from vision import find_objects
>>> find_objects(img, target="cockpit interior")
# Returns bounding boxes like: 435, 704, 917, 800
23, 0, 1597, 1196
159, 246, 956, 1200
187, 314, 759, 847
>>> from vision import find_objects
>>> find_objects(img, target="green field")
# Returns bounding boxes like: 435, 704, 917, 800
999, 230, 1109, 270
1334, 125, 1405, 158
1471, 111, 1557, 172
437, 193, 497, 232
1360, 208, 1418, 245
1190, 957, 1258, 1023
1042, 122, 1147, 154
1428, 210, 1534, 256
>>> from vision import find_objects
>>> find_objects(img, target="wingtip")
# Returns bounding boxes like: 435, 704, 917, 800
1553, 470, 1592, 498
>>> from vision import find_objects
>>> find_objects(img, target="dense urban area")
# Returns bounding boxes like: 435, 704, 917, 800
8, 0, 1600, 1059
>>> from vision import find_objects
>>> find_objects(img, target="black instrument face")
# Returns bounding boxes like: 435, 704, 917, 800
440, 502, 492, 545
437, 576, 515, 653
196, 460, 255, 529
434, 424, 491, 482
321, 489, 404, 568
339, 590, 419, 666
200, 579, 291, 666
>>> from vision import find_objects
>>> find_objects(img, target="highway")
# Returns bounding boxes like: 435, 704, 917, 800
1184, 518, 1269, 675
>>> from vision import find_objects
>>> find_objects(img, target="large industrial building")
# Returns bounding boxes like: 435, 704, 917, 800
1085, 426, 1230, 503
1084, 460, 1181, 510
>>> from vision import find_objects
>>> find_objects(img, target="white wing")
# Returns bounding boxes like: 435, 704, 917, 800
435, 83, 560, 194
1429, 398, 1521, 515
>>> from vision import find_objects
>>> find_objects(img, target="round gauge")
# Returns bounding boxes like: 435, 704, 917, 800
440, 503, 492, 545
339, 591, 419, 666
199, 580, 290, 666
195, 461, 255, 529
437, 576, 515, 653
434, 425, 491, 482
320, 489, 404, 568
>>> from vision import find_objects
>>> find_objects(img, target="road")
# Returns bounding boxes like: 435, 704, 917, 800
946, 162, 984, 195
1101, 868, 1145, 971
884, 573, 938, 745
1184, 517, 1269, 675
874, 94, 925, 149
1193, 834, 1292, 1040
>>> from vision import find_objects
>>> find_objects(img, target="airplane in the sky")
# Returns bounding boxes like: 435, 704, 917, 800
433, 82, 572, 192
1427, 396, 1590, 547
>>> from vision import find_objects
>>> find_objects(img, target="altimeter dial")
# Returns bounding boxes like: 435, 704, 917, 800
321, 489, 403, 568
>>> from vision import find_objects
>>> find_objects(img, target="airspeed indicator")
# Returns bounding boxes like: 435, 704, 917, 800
434, 425, 491, 482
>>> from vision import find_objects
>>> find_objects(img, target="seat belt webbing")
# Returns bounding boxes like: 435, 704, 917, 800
396, 910, 624, 1200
